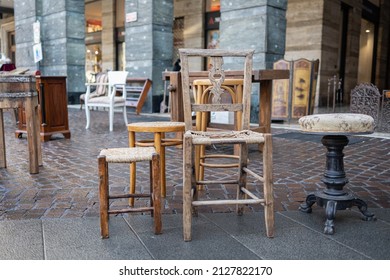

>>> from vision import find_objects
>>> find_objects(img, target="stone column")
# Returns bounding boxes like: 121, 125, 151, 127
14, 0, 85, 104
220, 0, 287, 70
219, 0, 287, 122
125, 0, 173, 113
102, 0, 116, 71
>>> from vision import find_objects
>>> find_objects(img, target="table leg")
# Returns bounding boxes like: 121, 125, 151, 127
154, 132, 165, 197
24, 97, 40, 174
258, 80, 272, 151
129, 131, 136, 206
259, 80, 272, 134
0, 109, 6, 168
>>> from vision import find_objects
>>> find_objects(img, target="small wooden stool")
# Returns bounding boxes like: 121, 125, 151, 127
98, 147, 162, 238
127, 121, 185, 200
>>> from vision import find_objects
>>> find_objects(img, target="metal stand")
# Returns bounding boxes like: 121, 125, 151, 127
299, 135, 376, 234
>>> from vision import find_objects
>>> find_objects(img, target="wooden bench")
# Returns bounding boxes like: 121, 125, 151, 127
125, 78, 152, 115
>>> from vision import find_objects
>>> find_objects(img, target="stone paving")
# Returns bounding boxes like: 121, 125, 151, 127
0, 108, 389, 221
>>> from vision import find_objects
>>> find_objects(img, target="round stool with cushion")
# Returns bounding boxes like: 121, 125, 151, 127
298, 113, 376, 234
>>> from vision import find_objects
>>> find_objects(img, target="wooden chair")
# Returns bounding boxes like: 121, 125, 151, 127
85, 71, 129, 131
98, 146, 162, 238
179, 48, 274, 241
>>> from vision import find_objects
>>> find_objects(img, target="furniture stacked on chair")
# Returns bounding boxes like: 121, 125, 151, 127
0, 74, 42, 174
124, 78, 152, 115
179, 48, 274, 241
127, 121, 185, 201
192, 78, 244, 186
298, 113, 376, 234
98, 146, 162, 238
85, 71, 128, 131
15, 75, 71, 141
80, 72, 109, 110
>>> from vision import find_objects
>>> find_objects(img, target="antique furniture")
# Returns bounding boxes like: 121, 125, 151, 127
179, 48, 274, 241
0, 74, 42, 174
350, 83, 381, 126
85, 71, 128, 131
98, 146, 162, 238
162, 68, 289, 136
271, 58, 319, 121
124, 78, 152, 115
15, 76, 71, 141
299, 113, 376, 234
127, 121, 185, 200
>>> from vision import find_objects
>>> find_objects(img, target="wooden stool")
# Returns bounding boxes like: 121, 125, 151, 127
127, 121, 185, 200
299, 113, 376, 234
192, 79, 243, 187
98, 147, 162, 238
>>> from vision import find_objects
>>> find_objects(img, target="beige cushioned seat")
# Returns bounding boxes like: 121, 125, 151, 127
299, 113, 375, 134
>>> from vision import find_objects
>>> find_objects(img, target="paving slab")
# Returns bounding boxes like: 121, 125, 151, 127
201, 212, 368, 259
0, 220, 44, 260
42, 217, 153, 260
280, 208, 390, 259
124, 214, 260, 260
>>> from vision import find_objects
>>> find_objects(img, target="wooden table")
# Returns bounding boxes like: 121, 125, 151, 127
162, 69, 290, 134
0, 75, 42, 174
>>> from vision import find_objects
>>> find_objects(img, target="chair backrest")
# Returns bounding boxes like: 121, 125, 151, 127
94, 72, 109, 96
179, 49, 254, 132
350, 83, 381, 125
108, 71, 128, 88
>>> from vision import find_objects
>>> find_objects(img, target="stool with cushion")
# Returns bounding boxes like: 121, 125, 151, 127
299, 113, 376, 234
98, 147, 162, 238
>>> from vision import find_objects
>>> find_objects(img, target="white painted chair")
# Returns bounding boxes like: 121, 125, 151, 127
85, 71, 129, 131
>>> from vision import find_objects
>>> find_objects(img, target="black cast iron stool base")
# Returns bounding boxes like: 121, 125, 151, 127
299, 135, 376, 234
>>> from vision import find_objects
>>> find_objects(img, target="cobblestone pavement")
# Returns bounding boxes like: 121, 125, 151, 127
0, 108, 389, 220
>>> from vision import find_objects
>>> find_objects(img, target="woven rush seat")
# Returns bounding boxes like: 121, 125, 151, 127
98, 146, 162, 238
99, 147, 156, 162
189, 130, 265, 145
299, 113, 375, 134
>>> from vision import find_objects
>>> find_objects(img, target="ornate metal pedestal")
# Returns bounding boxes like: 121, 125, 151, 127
299, 135, 376, 234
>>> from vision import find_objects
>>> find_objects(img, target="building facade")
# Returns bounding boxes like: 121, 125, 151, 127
1, 0, 389, 116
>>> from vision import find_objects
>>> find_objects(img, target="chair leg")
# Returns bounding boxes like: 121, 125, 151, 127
237, 143, 248, 216
129, 161, 137, 207
183, 134, 193, 241
109, 106, 114, 131
123, 106, 128, 125
263, 134, 274, 238
85, 106, 91, 129
98, 155, 109, 239
0, 109, 6, 168
152, 154, 162, 234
